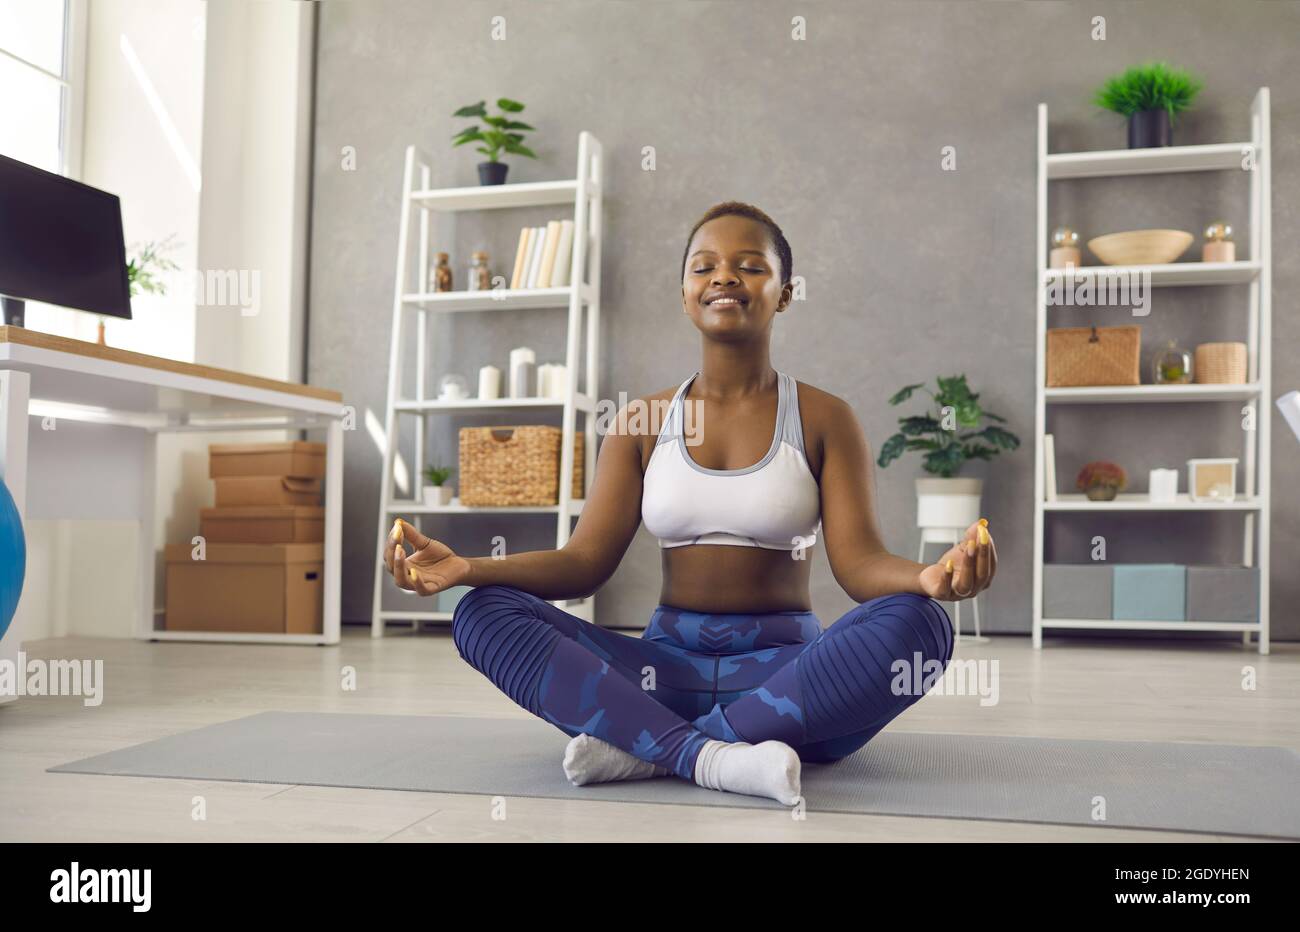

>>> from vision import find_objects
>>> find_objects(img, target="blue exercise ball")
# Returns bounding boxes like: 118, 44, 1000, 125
0, 477, 24, 643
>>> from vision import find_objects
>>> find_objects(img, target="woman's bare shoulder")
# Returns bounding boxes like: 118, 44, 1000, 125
606, 383, 680, 429
791, 378, 856, 424
790, 378, 861, 475
603, 383, 683, 467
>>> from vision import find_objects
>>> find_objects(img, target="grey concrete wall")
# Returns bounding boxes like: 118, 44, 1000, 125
307, 0, 1299, 637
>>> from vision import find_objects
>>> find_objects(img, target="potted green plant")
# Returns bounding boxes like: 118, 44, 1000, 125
877, 375, 1019, 529
1076, 461, 1127, 502
451, 98, 537, 185
1092, 61, 1203, 149
422, 463, 455, 506
126, 236, 180, 299
100, 235, 180, 345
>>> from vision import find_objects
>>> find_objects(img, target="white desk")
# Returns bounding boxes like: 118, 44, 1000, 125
0, 327, 346, 675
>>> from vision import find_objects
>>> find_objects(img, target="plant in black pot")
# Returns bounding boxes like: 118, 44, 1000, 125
451, 98, 537, 185
1092, 61, 1203, 149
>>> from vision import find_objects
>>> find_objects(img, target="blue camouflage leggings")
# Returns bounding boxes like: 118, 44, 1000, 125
451, 585, 954, 781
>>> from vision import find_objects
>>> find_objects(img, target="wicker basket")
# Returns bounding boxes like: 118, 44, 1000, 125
1046, 325, 1141, 387
1194, 342, 1247, 384
458, 426, 585, 506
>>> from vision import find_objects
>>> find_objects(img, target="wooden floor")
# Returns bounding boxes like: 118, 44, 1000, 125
1, 624, 1295, 842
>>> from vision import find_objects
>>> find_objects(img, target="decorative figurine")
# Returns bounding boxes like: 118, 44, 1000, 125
1201, 221, 1235, 263
1050, 226, 1082, 269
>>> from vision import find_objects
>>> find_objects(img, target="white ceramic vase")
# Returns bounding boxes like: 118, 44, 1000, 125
915, 477, 983, 529
422, 485, 454, 506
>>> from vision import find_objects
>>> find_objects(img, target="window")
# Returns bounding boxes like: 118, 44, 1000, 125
0, 0, 85, 176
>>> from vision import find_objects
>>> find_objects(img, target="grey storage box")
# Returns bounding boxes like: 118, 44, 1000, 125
1185, 565, 1259, 623
1043, 563, 1112, 619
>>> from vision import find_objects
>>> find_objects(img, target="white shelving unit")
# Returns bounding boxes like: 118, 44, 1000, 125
1031, 90, 1272, 654
371, 133, 604, 637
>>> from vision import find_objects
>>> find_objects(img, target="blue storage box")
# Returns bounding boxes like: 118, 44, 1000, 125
1112, 564, 1185, 621
437, 585, 474, 614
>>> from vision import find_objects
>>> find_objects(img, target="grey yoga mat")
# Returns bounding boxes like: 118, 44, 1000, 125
49, 711, 1300, 838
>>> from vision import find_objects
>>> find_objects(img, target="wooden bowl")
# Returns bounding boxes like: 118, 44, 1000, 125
1087, 229, 1194, 266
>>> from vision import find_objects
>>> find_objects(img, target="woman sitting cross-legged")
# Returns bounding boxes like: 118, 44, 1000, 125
382, 201, 997, 806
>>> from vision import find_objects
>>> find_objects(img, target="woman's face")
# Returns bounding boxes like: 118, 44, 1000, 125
681, 215, 791, 341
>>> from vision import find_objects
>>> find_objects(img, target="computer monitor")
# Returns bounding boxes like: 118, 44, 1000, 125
0, 153, 132, 326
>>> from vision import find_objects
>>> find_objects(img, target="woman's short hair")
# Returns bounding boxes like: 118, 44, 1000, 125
680, 201, 792, 287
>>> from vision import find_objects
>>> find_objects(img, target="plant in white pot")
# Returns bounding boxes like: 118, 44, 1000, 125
876, 375, 1020, 529
422, 464, 455, 507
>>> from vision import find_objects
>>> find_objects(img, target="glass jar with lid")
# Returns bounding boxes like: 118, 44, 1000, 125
429, 252, 452, 292
467, 251, 491, 291
1153, 340, 1192, 384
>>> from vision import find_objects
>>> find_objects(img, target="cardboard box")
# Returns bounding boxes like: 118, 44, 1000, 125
1113, 564, 1185, 621
1043, 564, 1112, 619
214, 476, 322, 507
164, 543, 323, 634
200, 506, 324, 543
1185, 565, 1259, 622
209, 441, 325, 478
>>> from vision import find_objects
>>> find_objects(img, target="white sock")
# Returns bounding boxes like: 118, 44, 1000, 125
562, 733, 672, 785
692, 739, 802, 806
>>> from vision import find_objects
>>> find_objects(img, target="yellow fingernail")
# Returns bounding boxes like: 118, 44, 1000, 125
945, 559, 954, 573
408, 567, 418, 583
978, 525, 989, 545
966, 540, 976, 557
393, 519, 403, 542
978, 517, 988, 527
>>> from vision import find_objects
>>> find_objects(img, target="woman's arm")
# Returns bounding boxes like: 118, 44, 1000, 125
817, 395, 995, 603
385, 403, 648, 601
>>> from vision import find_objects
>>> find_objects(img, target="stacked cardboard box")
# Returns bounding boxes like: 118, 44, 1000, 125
165, 442, 326, 634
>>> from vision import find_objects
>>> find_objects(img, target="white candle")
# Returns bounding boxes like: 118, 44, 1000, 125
1148, 468, 1178, 503
509, 347, 535, 398
548, 364, 568, 399
478, 365, 501, 400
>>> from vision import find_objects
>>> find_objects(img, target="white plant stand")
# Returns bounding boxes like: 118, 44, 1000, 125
918, 527, 986, 643
1031, 91, 1272, 653
371, 133, 604, 637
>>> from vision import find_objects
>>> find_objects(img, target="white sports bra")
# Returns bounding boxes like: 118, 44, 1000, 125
641, 370, 822, 551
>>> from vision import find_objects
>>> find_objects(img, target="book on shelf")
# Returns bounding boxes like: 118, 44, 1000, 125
552, 220, 574, 286
509, 228, 531, 289
527, 225, 546, 286
537, 220, 561, 287
1043, 433, 1057, 501
517, 227, 537, 287
510, 219, 575, 290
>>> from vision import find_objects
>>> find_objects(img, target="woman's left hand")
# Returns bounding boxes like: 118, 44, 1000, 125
918, 519, 997, 602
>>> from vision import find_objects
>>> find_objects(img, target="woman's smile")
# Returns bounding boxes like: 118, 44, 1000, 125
703, 291, 749, 307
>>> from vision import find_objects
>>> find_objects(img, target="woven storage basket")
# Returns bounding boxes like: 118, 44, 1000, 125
1046, 325, 1141, 387
458, 426, 584, 506
1194, 342, 1247, 384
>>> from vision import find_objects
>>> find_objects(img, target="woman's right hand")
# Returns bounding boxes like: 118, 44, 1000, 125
384, 518, 472, 597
